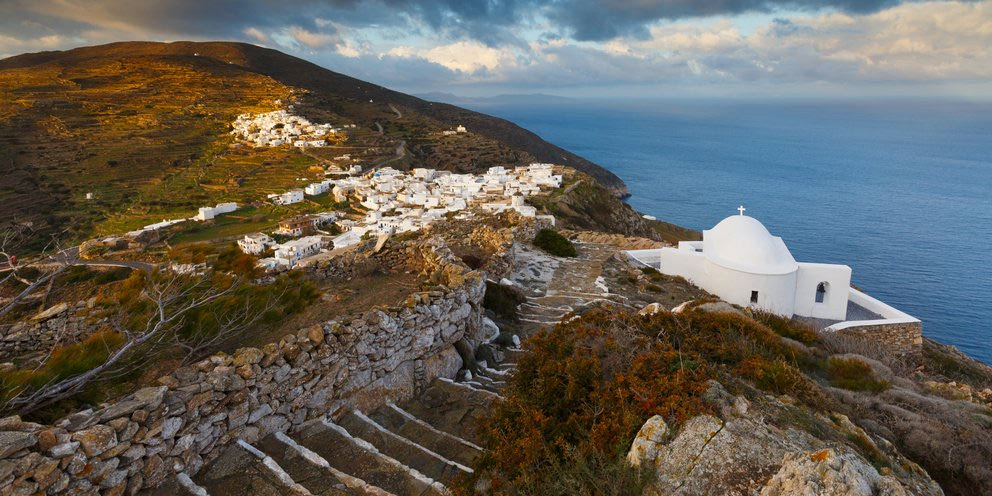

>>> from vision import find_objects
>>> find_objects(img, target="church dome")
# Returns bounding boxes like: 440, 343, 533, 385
703, 215, 798, 275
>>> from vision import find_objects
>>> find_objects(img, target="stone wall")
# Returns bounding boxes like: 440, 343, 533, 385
0, 300, 108, 363
0, 237, 486, 495
831, 321, 924, 362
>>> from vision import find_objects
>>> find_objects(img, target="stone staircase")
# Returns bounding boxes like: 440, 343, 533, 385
150, 364, 516, 496
514, 242, 628, 335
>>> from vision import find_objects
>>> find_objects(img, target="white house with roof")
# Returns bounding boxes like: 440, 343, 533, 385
268, 190, 304, 205
305, 180, 333, 196
237, 233, 275, 255
628, 207, 852, 320
274, 236, 324, 266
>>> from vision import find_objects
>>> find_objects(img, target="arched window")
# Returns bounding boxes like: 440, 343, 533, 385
815, 282, 828, 303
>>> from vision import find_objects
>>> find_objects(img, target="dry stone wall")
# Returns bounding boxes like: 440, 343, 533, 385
833, 321, 923, 362
0, 300, 108, 362
0, 237, 486, 495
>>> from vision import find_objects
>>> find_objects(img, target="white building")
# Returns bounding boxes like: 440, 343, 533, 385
274, 236, 324, 266
305, 180, 333, 196
195, 202, 238, 221
627, 208, 851, 320
332, 228, 366, 249
237, 233, 275, 255
268, 190, 304, 205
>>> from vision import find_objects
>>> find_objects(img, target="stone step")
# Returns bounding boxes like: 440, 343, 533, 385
502, 348, 529, 362
439, 377, 502, 400
270, 431, 397, 495
193, 440, 310, 496
462, 378, 503, 395
293, 419, 446, 496
518, 306, 569, 316
147, 473, 209, 496
337, 409, 471, 483
475, 365, 511, 383
368, 403, 484, 468
396, 379, 497, 446
254, 433, 357, 495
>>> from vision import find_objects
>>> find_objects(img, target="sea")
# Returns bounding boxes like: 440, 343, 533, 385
462, 98, 992, 364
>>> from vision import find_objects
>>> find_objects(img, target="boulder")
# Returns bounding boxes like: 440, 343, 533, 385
626, 415, 669, 467
635, 413, 820, 495
638, 302, 663, 316
695, 301, 745, 317
760, 448, 908, 496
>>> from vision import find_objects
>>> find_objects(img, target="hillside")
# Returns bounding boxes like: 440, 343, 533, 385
0, 41, 627, 246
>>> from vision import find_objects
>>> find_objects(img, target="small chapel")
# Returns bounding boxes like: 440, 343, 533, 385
635, 207, 852, 320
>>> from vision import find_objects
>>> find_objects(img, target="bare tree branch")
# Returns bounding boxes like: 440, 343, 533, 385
3, 272, 245, 415
0, 223, 74, 320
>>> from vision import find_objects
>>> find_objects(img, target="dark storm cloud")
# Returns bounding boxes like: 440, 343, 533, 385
1, 0, 916, 46
543, 0, 908, 40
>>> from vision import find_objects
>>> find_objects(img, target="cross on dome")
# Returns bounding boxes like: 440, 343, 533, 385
737, 205, 746, 216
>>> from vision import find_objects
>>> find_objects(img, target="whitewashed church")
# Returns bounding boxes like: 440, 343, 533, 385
630, 207, 852, 320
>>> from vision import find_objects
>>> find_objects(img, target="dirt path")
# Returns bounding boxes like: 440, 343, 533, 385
388, 103, 403, 119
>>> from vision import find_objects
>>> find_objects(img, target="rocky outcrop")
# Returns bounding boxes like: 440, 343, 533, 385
627, 382, 943, 496
761, 448, 907, 496
0, 237, 487, 495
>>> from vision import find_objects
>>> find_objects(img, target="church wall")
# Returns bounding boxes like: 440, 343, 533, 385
657, 248, 707, 283
700, 262, 797, 317
794, 262, 851, 320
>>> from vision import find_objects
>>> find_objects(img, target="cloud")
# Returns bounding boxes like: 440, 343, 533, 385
289, 26, 340, 49
542, 0, 908, 41
0, 0, 921, 46
243, 27, 270, 44
0, 0, 988, 96
387, 41, 513, 73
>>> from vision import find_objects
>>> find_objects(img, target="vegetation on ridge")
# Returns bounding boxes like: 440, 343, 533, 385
463, 305, 992, 495
532, 228, 577, 257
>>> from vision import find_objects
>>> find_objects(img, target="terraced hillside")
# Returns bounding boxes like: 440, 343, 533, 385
0, 41, 626, 248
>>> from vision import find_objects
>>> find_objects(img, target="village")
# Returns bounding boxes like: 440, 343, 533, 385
244, 162, 562, 270
88, 109, 564, 272
229, 108, 356, 148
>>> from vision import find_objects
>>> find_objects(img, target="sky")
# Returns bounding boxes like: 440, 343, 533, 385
1, 0, 990, 99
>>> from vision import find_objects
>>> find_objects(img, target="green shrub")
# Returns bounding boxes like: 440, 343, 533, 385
533, 228, 577, 257
827, 356, 890, 392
